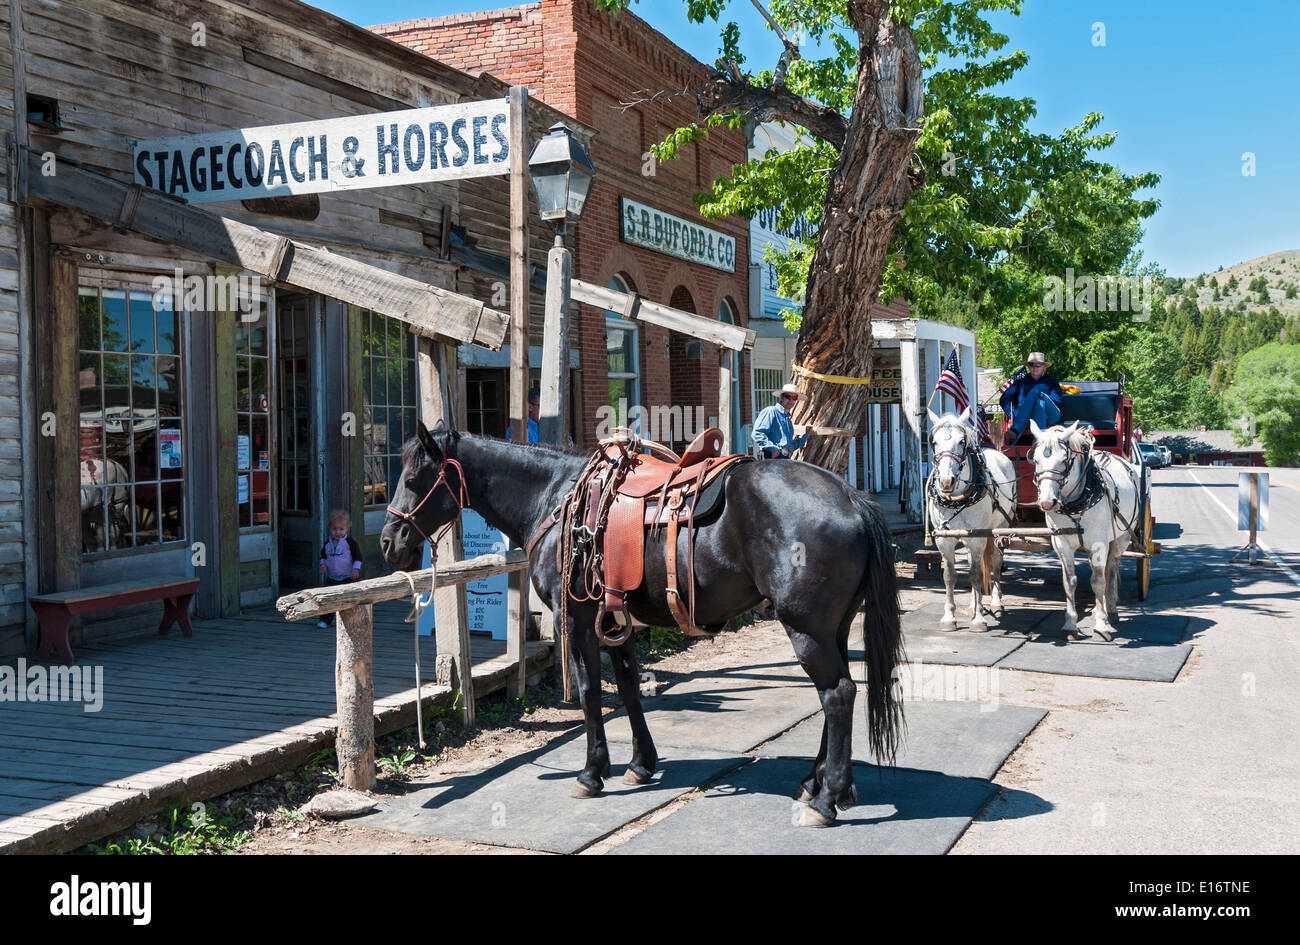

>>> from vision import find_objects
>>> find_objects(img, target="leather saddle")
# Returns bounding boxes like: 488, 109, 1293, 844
579, 428, 749, 641
600, 429, 749, 637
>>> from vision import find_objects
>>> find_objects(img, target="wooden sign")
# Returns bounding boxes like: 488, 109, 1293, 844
133, 99, 511, 204
620, 196, 737, 272
866, 349, 903, 403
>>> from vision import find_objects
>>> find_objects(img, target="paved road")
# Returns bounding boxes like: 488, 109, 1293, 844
953, 463, 1300, 854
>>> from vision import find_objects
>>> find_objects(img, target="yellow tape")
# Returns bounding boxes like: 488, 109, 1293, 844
790, 363, 874, 385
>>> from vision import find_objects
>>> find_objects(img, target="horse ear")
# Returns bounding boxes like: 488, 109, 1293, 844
959, 406, 971, 423
927, 408, 941, 427
1029, 419, 1044, 437
417, 420, 442, 460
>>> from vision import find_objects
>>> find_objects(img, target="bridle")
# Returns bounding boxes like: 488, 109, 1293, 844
1029, 439, 1087, 500
385, 456, 469, 558
930, 422, 976, 498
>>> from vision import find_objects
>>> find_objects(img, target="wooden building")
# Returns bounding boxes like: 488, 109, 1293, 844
0, 0, 582, 657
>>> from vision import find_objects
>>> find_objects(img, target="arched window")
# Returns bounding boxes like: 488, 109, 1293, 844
718, 298, 743, 449
605, 274, 640, 432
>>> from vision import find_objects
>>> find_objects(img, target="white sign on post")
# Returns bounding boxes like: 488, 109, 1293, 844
1237, 472, 1269, 531
415, 510, 509, 641
133, 99, 511, 204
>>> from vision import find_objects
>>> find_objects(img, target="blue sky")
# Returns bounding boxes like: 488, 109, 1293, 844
315, 0, 1299, 277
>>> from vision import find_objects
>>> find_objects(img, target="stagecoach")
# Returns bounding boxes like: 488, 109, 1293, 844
918, 377, 1160, 600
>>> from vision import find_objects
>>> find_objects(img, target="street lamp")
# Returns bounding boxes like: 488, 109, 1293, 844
527, 122, 596, 232
527, 123, 596, 446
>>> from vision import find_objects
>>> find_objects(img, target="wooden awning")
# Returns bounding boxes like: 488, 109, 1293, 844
19, 146, 508, 349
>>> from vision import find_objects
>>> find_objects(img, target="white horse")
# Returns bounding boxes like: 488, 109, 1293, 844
1028, 420, 1141, 640
81, 457, 131, 550
926, 409, 1017, 632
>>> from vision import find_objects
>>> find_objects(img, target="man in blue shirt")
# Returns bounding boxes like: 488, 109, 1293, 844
999, 351, 1063, 444
506, 388, 540, 444
752, 383, 813, 458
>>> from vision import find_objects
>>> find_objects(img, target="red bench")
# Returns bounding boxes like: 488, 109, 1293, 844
28, 578, 200, 665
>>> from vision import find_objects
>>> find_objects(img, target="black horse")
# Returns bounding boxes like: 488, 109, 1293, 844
380, 422, 904, 826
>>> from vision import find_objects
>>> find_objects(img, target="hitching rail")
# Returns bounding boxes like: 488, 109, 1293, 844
274, 549, 533, 791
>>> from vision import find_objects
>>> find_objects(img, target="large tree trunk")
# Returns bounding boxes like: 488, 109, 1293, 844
791, 3, 924, 473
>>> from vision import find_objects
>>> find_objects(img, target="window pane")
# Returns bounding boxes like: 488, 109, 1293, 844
251, 358, 267, 411
237, 355, 251, 411
101, 289, 128, 352
132, 356, 158, 417
129, 291, 155, 353
134, 482, 160, 546
160, 419, 183, 479
105, 419, 132, 481
160, 481, 184, 541
133, 422, 157, 484
81, 487, 107, 554
249, 319, 267, 357
79, 289, 100, 351
156, 298, 177, 354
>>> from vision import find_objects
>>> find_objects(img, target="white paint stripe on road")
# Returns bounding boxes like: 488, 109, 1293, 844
1188, 470, 1300, 588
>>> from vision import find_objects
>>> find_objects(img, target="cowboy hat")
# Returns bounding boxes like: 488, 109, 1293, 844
1023, 351, 1051, 367
776, 383, 800, 399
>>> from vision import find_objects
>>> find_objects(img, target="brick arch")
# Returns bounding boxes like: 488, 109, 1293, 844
704, 275, 749, 327
657, 261, 704, 312
589, 244, 652, 305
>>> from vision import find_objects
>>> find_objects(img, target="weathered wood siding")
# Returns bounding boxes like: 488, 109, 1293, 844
0, 0, 28, 652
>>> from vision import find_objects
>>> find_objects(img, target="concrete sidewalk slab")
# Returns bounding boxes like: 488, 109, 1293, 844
755, 700, 1047, 781
879, 623, 1025, 667
354, 734, 745, 854
610, 758, 999, 855
601, 664, 823, 754
1030, 611, 1191, 644
994, 638, 1192, 682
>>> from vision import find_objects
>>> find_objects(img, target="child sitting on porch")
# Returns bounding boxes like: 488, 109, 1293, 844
317, 510, 362, 628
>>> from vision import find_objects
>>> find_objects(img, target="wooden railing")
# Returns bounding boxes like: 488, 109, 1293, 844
275, 549, 532, 791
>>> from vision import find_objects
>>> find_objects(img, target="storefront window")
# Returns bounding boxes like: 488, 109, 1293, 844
605, 274, 640, 431
78, 285, 185, 554
235, 302, 272, 529
718, 299, 743, 445
361, 308, 416, 507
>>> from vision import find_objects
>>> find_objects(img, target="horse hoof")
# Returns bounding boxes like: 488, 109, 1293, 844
970, 621, 990, 634
795, 804, 834, 828
795, 787, 815, 803
1071, 626, 1092, 640
622, 766, 653, 786
571, 779, 602, 798
939, 619, 958, 632
1094, 625, 1114, 642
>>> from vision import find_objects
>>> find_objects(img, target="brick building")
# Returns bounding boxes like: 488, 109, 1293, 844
373, 0, 753, 451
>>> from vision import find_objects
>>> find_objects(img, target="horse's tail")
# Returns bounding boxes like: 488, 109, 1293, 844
849, 489, 905, 766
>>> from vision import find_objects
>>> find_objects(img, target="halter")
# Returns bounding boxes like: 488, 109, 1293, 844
385, 457, 469, 558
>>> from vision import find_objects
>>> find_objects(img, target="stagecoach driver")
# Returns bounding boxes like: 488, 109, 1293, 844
1000, 351, 1064, 445
752, 383, 814, 459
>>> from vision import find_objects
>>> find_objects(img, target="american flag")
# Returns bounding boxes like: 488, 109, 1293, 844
997, 366, 1027, 395
935, 347, 990, 441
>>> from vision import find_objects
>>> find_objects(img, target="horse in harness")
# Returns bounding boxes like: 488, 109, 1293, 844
381, 421, 904, 827
1027, 420, 1142, 640
926, 409, 1016, 631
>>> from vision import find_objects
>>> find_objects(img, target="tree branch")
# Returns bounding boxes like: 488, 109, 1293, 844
748, 0, 801, 86
697, 72, 848, 148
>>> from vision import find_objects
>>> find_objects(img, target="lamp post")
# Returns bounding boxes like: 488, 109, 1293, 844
527, 122, 595, 446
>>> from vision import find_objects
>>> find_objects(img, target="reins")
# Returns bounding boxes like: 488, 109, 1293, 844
387, 457, 468, 749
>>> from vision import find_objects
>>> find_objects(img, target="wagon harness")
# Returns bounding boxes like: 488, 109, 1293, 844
387, 457, 469, 750
927, 443, 1015, 532
1033, 446, 1139, 549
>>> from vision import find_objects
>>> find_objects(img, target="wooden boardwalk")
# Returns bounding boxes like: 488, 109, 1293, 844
0, 602, 554, 854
